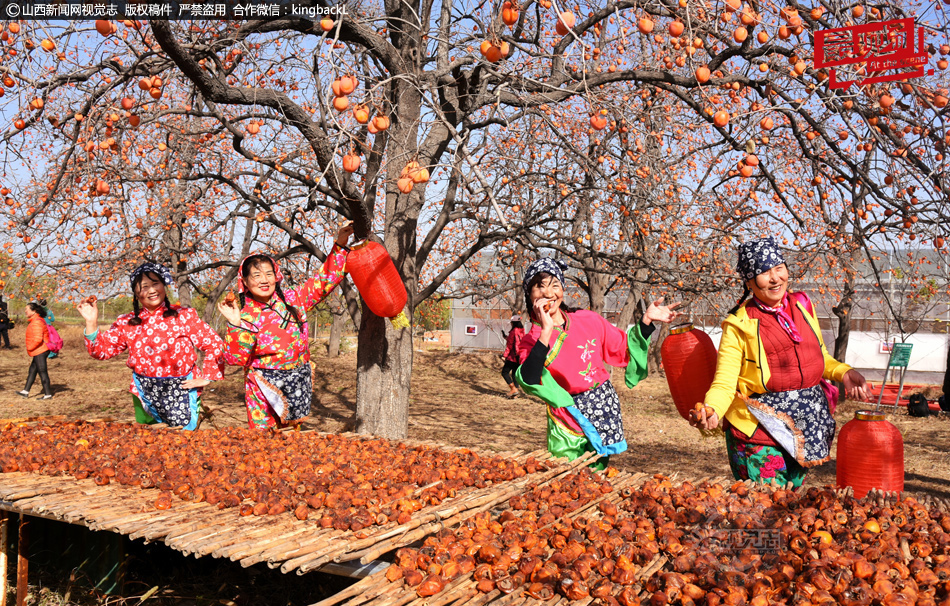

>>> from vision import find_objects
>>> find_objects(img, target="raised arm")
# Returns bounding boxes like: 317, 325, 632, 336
78, 300, 131, 360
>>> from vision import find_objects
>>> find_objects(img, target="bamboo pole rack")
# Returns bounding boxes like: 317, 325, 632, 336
0, 421, 592, 578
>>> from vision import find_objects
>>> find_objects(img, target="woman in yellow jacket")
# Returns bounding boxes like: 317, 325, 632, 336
691, 237, 868, 487
17, 302, 53, 399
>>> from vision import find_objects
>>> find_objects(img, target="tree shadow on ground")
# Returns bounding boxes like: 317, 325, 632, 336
430, 351, 512, 398
310, 369, 357, 427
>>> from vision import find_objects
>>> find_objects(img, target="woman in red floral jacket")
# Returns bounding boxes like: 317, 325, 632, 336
77, 262, 226, 430
217, 222, 353, 430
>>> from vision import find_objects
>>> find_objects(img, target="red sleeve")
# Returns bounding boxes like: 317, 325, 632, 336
517, 327, 540, 364
181, 309, 227, 381
503, 331, 517, 360
86, 315, 132, 360
593, 311, 631, 368
296, 244, 349, 310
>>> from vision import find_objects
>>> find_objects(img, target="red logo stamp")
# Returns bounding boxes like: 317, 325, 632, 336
814, 18, 933, 89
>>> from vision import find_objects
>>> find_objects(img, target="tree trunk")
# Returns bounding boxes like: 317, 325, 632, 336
648, 323, 669, 375
355, 309, 412, 439
350, 49, 425, 440
328, 294, 344, 358
614, 284, 643, 331
586, 270, 608, 314
832, 262, 856, 362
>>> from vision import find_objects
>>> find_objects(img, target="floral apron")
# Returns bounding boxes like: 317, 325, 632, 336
244, 362, 313, 429
742, 385, 836, 467
132, 371, 200, 431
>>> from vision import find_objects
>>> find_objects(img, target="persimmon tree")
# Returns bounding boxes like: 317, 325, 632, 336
480, 0, 949, 364
1, 0, 948, 437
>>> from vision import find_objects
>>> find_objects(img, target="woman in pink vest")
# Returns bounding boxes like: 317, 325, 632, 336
691, 237, 869, 487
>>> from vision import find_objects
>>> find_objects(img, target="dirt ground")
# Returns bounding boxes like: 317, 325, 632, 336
0, 324, 947, 500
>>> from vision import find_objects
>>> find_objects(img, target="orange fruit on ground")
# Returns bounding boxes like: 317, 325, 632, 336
863, 520, 881, 533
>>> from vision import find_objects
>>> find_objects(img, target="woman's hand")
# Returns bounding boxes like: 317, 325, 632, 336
642, 298, 684, 325
533, 297, 555, 345
217, 297, 242, 326
843, 369, 869, 401
335, 220, 354, 247
76, 299, 99, 334
688, 403, 720, 430
181, 377, 211, 390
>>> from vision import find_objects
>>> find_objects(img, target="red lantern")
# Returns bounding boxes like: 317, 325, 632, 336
660, 323, 718, 420
836, 410, 904, 498
347, 240, 409, 326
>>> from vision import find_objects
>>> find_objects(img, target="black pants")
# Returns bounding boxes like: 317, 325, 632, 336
25, 351, 52, 396
0, 329, 8, 348
501, 360, 519, 385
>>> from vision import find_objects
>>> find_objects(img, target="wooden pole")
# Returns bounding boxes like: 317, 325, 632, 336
0, 511, 8, 606
15, 515, 27, 606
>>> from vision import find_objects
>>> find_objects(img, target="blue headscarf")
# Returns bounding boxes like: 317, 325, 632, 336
736, 237, 786, 282
129, 262, 174, 289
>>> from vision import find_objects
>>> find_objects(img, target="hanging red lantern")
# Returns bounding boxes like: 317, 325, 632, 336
836, 410, 904, 498
660, 323, 718, 420
347, 240, 409, 328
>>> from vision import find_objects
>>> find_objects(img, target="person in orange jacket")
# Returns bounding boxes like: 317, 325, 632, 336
17, 302, 53, 399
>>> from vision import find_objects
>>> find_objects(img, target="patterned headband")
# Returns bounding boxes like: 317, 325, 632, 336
129, 262, 174, 288
522, 257, 567, 295
736, 236, 786, 281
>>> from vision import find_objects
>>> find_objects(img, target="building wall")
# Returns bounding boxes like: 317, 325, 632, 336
450, 318, 509, 351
